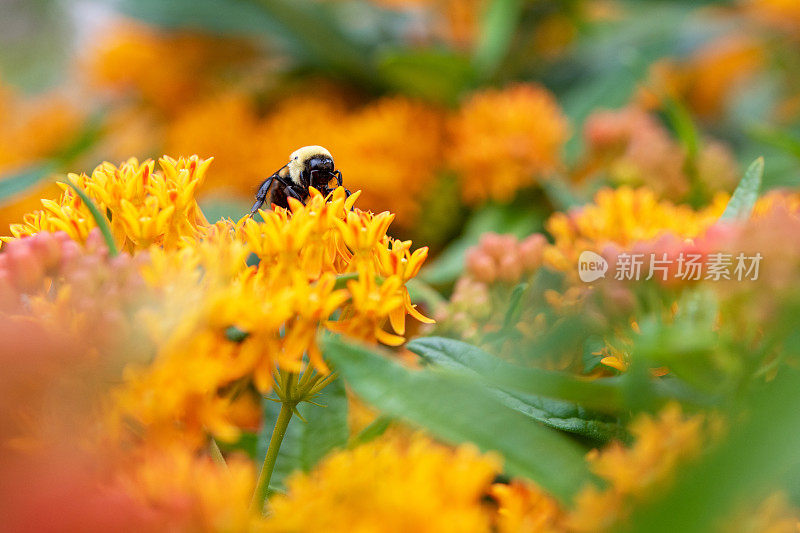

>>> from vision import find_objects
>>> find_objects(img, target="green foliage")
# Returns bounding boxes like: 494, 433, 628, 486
473, 0, 524, 80
0, 163, 56, 203
720, 157, 765, 221
64, 177, 119, 257
377, 49, 475, 105
407, 336, 625, 412
321, 334, 594, 504
408, 336, 625, 442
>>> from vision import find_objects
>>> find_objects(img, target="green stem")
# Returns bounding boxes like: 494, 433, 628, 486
250, 401, 294, 514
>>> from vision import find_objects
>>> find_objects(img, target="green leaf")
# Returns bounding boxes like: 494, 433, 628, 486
720, 157, 764, 221
407, 336, 625, 412
349, 415, 393, 448
377, 49, 475, 105
493, 390, 625, 443
0, 162, 56, 204
502, 282, 528, 329
322, 335, 593, 504
749, 126, 800, 162
473, 0, 524, 80
64, 178, 119, 257
409, 336, 624, 442
299, 376, 349, 470
664, 98, 700, 163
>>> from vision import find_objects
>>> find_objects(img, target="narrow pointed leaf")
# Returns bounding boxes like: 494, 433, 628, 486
720, 157, 764, 221
407, 336, 624, 411
65, 178, 119, 257
322, 335, 592, 504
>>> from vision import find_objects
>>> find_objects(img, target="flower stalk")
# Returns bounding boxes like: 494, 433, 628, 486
250, 368, 338, 514
250, 400, 294, 514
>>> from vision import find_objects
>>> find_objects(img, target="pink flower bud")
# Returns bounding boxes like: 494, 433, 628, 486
479, 233, 518, 261
29, 233, 62, 271
497, 252, 523, 283
6, 245, 45, 291
518, 234, 546, 271
465, 248, 497, 283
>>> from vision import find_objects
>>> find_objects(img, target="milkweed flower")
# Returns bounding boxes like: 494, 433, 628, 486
568, 403, 709, 532
490, 480, 566, 533
448, 84, 569, 204
544, 186, 727, 273
7, 156, 210, 252
639, 36, 764, 120
332, 97, 445, 226
87, 22, 257, 113
107, 182, 432, 446
117, 445, 266, 531
265, 432, 501, 533
0, 82, 82, 231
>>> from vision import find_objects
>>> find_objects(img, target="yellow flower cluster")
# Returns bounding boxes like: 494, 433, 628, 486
7, 156, 209, 252
544, 186, 727, 272
449, 84, 570, 204
3, 155, 432, 448
93, 173, 431, 446
265, 432, 501, 533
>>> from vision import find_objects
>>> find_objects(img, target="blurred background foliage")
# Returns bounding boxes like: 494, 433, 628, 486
4, 0, 800, 530
4, 0, 800, 258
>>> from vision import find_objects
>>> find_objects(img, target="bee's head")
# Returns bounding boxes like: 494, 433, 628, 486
288, 145, 334, 185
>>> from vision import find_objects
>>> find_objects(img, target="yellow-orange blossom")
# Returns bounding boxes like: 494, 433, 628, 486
4, 155, 433, 446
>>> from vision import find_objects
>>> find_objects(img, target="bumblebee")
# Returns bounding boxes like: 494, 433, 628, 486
249, 145, 349, 215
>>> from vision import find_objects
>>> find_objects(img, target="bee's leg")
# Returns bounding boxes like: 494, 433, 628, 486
334, 170, 343, 187
250, 175, 275, 216
284, 185, 306, 204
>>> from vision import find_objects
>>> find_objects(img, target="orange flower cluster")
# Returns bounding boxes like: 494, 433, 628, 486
86, 23, 257, 113
166, 92, 445, 227
265, 432, 501, 533
581, 106, 738, 200
640, 36, 765, 120
84, 26, 572, 224
0, 81, 83, 230
449, 84, 570, 204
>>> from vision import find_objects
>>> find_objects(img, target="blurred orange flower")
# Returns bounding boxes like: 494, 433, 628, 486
265, 432, 501, 533
448, 84, 569, 204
